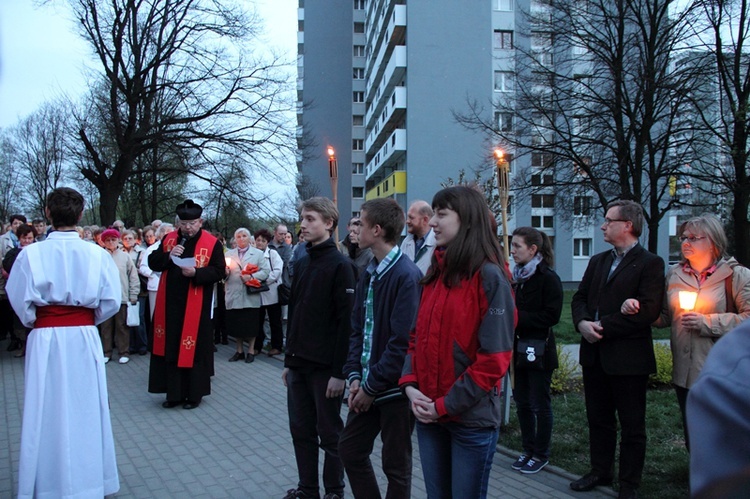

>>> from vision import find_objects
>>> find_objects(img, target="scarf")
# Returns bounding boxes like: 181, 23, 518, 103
513, 253, 543, 284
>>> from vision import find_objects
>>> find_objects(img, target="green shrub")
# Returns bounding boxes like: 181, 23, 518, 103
551, 346, 581, 394
649, 341, 673, 387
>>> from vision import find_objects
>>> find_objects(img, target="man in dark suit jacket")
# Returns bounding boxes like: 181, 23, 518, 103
570, 200, 665, 499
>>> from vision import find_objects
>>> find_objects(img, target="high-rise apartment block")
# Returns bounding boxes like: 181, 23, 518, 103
295, 0, 672, 282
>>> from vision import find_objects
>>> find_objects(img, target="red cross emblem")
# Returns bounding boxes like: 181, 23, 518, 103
155, 325, 165, 339
196, 248, 209, 268
182, 336, 196, 350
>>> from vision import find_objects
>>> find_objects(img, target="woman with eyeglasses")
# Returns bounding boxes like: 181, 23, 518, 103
621, 214, 750, 449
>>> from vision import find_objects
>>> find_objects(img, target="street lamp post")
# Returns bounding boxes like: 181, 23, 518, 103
495, 148, 510, 261
327, 146, 340, 245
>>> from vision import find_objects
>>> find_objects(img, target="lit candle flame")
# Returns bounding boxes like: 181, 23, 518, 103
225, 257, 232, 268
678, 291, 697, 311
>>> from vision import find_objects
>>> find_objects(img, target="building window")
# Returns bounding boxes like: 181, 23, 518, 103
574, 196, 592, 216
493, 30, 514, 49
496, 0, 513, 11
352, 162, 364, 174
353, 68, 365, 80
352, 139, 364, 151
353, 91, 365, 103
507, 195, 514, 216
353, 45, 365, 57
354, 22, 365, 33
495, 112, 513, 132
574, 238, 592, 257
494, 71, 515, 92
531, 215, 554, 229
531, 173, 554, 186
353, 187, 365, 198
531, 194, 555, 208
531, 152, 553, 168
354, 0, 365, 9
353, 115, 364, 126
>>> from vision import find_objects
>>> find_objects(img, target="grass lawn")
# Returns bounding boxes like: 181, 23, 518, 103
500, 388, 690, 498
555, 290, 671, 345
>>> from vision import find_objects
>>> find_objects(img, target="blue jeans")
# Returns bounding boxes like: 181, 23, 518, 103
513, 368, 553, 460
416, 421, 498, 499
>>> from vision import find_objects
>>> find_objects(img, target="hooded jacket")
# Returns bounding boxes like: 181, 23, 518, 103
400, 250, 515, 427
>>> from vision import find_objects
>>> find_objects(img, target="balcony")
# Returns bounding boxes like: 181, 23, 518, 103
366, 128, 406, 180
365, 86, 406, 153
366, 171, 407, 200
366, 4, 406, 88
365, 45, 406, 127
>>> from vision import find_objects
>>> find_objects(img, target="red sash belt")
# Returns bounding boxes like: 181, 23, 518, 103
152, 230, 217, 368
35, 306, 95, 328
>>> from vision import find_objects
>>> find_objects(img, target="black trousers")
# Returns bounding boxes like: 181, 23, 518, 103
674, 384, 690, 451
287, 368, 345, 497
0, 298, 16, 341
582, 362, 649, 490
339, 397, 415, 499
256, 303, 283, 351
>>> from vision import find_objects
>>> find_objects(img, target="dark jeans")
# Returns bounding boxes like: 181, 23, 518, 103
416, 422, 498, 499
287, 368, 345, 497
129, 296, 149, 353
513, 368, 553, 460
256, 303, 283, 351
674, 384, 690, 451
339, 397, 414, 499
582, 363, 649, 490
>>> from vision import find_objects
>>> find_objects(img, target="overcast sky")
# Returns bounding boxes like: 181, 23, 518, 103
0, 0, 299, 207
0, 0, 298, 127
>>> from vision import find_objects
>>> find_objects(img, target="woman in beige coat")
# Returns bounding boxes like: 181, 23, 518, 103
622, 215, 750, 448
224, 228, 270, 363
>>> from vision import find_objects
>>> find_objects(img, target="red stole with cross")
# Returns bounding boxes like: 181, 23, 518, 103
152, 230, 217, 368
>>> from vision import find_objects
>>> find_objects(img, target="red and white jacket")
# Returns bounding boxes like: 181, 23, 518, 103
400, 251, 515, 427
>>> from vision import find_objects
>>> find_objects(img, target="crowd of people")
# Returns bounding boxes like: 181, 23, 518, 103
2, 186, 750, 499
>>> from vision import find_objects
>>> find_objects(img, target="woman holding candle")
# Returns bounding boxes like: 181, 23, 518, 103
224, 228, 269, 363
621, 214, 750, 449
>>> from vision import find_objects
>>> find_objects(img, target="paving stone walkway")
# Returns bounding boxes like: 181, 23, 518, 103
1, 340, 615, 498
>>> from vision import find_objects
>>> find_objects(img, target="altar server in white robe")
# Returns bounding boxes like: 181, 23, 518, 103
7, 187, 121, 499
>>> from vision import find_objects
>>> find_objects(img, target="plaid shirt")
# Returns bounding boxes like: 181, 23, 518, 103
361, 245, 401, 380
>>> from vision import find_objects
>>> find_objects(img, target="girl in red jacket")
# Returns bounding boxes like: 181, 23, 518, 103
400, 186, 516, 498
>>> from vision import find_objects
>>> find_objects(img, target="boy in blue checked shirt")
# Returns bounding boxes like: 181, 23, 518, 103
338, 198, 422, 498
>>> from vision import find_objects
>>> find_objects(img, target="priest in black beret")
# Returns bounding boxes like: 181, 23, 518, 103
147, 199, 224, 409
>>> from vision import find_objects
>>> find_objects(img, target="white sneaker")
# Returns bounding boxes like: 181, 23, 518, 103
104, 357, 111, 364
118, 356, 130, 364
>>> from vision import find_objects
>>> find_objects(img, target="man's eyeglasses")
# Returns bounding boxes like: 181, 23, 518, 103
178, 220, 201, 228
603, 218, 629, 225
679, 235, 707, 244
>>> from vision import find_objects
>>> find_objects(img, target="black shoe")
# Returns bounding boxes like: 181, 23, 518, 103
138, 350, 148, 356
570, 472, 613, 492
183, 401, 200, 410
221, 339, 229, 345
511, 454, 531, 471
282, 489, 316, 499
228, 352, 245, 362
162, 400, 181, 408
245, 353, 255, 363
6, 339, 20, 352
618, 487, 639, 499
